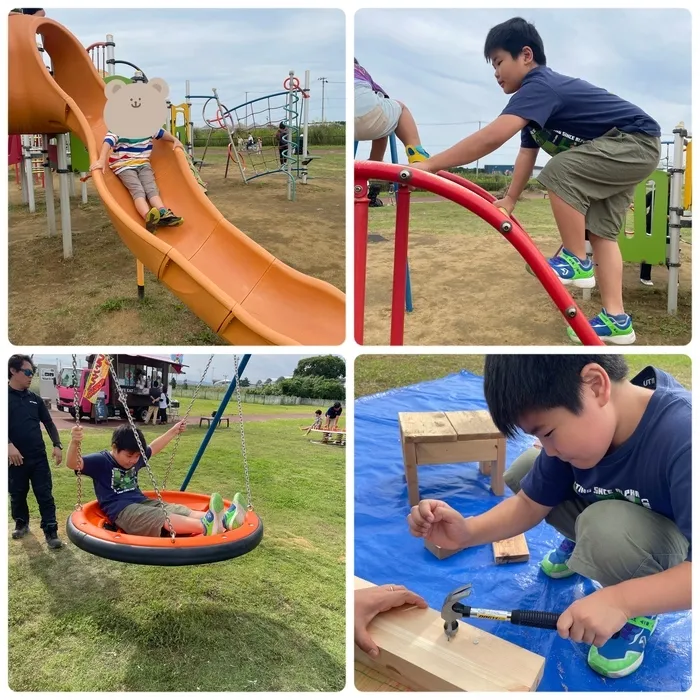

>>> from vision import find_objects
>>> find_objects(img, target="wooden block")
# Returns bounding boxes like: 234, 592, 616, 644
492, 437, 506, 496
446, 410, 503, 440
424, 539, 464, 560
354, 577, 545, 692
479, 460, 493, 476
492, 534, 530, 564
399, 412, 457, 443
355, 660, 412, 691
414, 438, 498, 466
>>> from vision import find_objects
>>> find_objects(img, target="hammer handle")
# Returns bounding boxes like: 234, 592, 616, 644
510, 609, 560, 629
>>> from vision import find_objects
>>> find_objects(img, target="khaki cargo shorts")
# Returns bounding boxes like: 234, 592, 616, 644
537, 128, 661, 241
117, 164, 160, 201
115, 499, 192, 537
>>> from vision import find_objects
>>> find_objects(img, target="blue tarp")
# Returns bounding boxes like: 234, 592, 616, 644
354, 370, 691, 692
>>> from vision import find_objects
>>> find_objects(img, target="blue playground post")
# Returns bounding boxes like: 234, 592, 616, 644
354, 137, 414, 313
180, 354, 252, 492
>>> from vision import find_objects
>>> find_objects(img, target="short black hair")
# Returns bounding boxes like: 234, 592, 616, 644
483, 355, 629, 438
111, 425, 146, 453
333, 402, 341, 408
315, 409, 322, 415
483, 17, 547, 66
8, 354, 35, 380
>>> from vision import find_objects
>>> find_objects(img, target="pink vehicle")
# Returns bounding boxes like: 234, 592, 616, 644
56, 353, 186, 422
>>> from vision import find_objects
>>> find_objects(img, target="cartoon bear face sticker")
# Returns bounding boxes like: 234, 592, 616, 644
103, 78, 170, 139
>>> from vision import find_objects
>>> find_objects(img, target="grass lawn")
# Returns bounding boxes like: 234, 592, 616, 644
172, 396, 336, 419
355, 354, 691, 397
8, 417, 345, 691
361, 194, 692, 346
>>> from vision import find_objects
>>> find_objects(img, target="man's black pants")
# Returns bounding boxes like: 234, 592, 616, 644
8, 454, 58, 532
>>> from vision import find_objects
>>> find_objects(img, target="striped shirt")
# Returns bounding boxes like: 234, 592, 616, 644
104, 129, 164, 174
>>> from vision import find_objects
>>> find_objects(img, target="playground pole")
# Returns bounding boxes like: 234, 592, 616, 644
180, 354, 252, 492
56, 133, 73, 259
21, 135, 36, 213
186, 80, 194, 158
286, 71, 295, 201
42, 135, 57, 237
105, 34, 115, 76
389, 133, 413, 312
137, 261, 145, 299
301, 69, 310, 185
667, 123, 685, 314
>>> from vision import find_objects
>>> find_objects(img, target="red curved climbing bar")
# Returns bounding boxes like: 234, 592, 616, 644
354, 161, 603, 346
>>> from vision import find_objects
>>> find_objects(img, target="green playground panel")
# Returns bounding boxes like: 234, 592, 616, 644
70, 74, 133, 173
174, 124, 188, 143
618, 169, 669, 266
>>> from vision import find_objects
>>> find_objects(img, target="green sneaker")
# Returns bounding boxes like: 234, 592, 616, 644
222, 492, 247, 531
540, 538, 577, 578
158, 208, 184, 227
587, 616, 658, 678
526, 247, 595, 288
567, 309, 637, 345
145, 207, 160, 233
200, 492, 225, 536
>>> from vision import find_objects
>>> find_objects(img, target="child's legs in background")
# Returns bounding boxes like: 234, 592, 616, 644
505, 448, 688, 586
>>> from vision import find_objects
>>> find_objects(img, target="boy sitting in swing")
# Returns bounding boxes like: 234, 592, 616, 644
67, 422, 247, 537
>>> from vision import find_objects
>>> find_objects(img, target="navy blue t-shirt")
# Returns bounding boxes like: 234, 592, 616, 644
326, 405, 342, 419
521, 367, 691, 560
79, 447, 153, 522
500, 66, 661, 156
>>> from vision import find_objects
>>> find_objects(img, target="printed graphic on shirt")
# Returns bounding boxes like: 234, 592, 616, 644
111, 467, 139, 494
528, 127, 587, 156
573, 482, 652, 509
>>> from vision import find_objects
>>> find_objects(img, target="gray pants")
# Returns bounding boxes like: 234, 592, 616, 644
506, 448, 688, 586
117, 164, 160, 201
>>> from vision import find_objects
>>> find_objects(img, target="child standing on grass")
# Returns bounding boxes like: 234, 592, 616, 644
411, 18, 661, 345
67, 423, 247, 537
90, 127, 186, 233
407, 355, 690, 679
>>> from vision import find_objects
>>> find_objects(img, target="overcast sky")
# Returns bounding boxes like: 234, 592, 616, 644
355, 8, 691, 167
29, 354, 341, 383
45, 8, 345, 125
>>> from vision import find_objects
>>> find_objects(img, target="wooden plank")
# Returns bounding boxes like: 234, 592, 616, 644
446, 410, 502, 440
355, 660, 413, 691
492, 437, 506, 496
354, 577, 545, 692
493, 534, 530, 564
414, 439, 498, 466
399, 412, 457, 443
424, 539, 464, 560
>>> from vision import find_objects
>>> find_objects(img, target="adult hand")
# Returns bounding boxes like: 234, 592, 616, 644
8, 443, 24, 466
173, 141, 184, 152
557, 586, 629, 648
492, 195, 516, 216
355, 584, 428, 657
52, 446, 63, 466
70, 425, 84, 443
407, 499, 470, 550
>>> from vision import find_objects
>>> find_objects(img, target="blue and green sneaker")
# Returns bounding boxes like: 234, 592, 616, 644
588, 616, 658, 678
540, 538, 577, 579
223, 492, 247, 531
200, 492, 225, 536
567, 309, 636, 345
546, 248, 595, 288
406, 145, 430, 164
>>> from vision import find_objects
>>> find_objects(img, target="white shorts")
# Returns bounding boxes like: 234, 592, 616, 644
354, 83, 403, 142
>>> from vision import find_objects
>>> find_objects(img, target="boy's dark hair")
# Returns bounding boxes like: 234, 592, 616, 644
483, 17, 547, 66
8, 354, 35, 380
333, 402, 341, 408
483, 355, 629, 438
111, 425, 146, 453
315, 409, 322, 415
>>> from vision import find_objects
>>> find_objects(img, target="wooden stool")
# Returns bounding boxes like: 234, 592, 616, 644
399, 410, 509, 560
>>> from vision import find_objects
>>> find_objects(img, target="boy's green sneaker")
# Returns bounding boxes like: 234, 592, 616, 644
540, 538, 577, 578
222, 492, 247, 531
546, 248, 595, 288
566, 309, 637, 345
145, 207, 160, 233
588, 616, 658, 678
158, 208, 184, 227
200, 492, 225, 536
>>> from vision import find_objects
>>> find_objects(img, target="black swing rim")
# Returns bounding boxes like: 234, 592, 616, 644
66, 514, 263, 566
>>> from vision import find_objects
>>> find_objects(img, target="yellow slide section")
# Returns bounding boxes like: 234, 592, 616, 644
8, 15, 345, 345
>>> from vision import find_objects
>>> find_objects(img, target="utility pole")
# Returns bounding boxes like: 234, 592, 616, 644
318, 77, 329, 122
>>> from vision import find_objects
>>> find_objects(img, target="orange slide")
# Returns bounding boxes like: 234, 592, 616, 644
8, 15, 345, 345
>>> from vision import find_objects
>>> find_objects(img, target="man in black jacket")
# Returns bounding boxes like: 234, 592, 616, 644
8, 354, 63, 549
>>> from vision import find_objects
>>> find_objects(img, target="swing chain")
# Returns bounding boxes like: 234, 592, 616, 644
233, 355, 253, 511
72, 354, 83, 510
105, 356, 176, 542
162, 354, 214, 489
